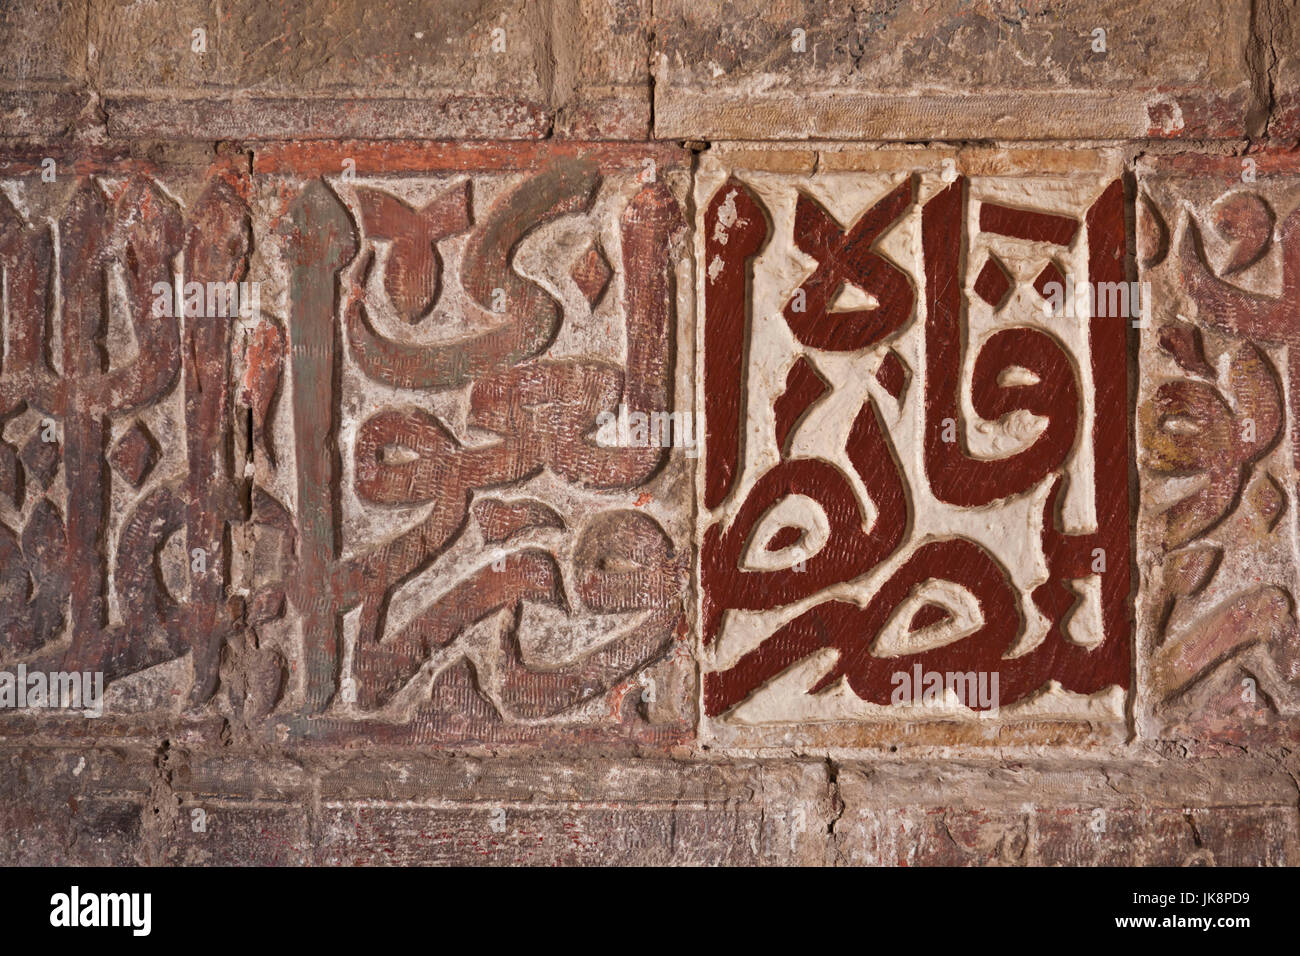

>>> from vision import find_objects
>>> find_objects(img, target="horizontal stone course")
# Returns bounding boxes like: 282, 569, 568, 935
3, 1, 1297, 141
4, 749, 1296, 864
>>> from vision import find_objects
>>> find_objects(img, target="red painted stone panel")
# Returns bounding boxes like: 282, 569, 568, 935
654, 0, 1261, 141
246, 142, 696, 747
0, 152, 251, 719
696, 146, 1134, 749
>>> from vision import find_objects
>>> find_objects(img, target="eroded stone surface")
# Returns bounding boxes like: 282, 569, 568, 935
0, 0, 90, 137
1136, 151, 1300, 748
92, 0, 651, 140
697, 146, 1133, 750
654, 0, 1261, 141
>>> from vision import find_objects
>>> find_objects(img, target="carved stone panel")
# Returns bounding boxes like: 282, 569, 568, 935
246, 143, 696, 746
0, 151, 251, 729
696, 146, 1134, 750
1136, 152, 1300, 748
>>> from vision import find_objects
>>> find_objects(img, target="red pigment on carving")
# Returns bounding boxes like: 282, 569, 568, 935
702, 176, 1133, 717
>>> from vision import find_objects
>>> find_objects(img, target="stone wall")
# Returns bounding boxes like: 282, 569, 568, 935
1, 0, 1298, 866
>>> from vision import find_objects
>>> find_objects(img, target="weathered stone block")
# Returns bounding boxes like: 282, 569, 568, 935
833, 759, 1300, 865
161, 804, 311, 866
1136, 151, 1300, 748
654, 0, 1260, 141
0, 0, 89, 137
0, 749, 147, 865
552, 0, 652, 139
93, 0, 651, 140
316, 757, 835, 865
696, 145, 1132, 750
833, 804, 1299, 865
